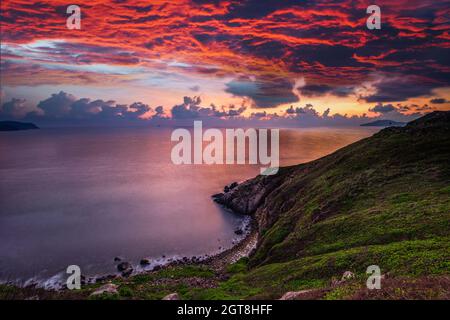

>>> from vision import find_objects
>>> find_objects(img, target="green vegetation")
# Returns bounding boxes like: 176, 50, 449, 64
110, 265, 216, 300
211, 112, 450, 299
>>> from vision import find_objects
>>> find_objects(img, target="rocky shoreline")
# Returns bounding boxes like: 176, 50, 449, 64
204, 218, 258, 271
90, 223, 256, 293
93, 181, 260, 283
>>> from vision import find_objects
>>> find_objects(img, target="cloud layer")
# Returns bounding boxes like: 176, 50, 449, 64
0, 91, 153, 124
1, 92, 434, 127
1, 0, 449, 109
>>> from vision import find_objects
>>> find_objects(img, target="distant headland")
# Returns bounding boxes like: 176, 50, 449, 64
360, 119, 406, 127
0, 121, 39, 131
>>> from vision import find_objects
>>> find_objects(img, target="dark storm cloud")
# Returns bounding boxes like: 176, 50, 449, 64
300, 84, 354, 98
225, 77, 299, 108
363, 76, 438, 103
291, 44, 367, 69
369, 103, 396, 113
430, 98, 449, 104
37, 91, 76, 118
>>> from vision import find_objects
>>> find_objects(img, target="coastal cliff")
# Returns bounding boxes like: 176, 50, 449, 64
214, 111, 450, 275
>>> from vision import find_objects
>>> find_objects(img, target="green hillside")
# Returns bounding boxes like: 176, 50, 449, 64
207, 111, 450, 299
249, 111, 449, 267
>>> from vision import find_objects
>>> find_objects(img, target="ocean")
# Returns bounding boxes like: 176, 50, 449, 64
0, 126, 378, 286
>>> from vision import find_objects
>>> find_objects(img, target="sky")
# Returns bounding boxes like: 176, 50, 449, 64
0, 0, 449, 126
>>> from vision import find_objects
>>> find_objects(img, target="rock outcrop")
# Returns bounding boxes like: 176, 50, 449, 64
117, 262, 133, 276
212, 172, 288, 234
162, 293, 180, 300
279, 290, 314, 300
90, 283, 118, 296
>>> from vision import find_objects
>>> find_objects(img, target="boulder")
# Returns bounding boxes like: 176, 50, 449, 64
162, 293, 180, 300
90, 283, 118, 296
341, 271, 355, 281
117, 262, 133, 277
122, 269, 133, 277
117, 262, 132, 272
140, 258, 151, 266
279, 290, 313, 300
213, 177, 276, 216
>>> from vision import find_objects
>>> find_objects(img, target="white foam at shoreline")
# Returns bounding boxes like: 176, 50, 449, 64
1, 215, 252, 290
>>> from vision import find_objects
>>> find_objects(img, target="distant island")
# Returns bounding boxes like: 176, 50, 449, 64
0, 121, 39, 131
360, 119, 406, 127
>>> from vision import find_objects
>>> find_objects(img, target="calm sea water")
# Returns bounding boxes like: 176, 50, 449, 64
0, 126, 378, 286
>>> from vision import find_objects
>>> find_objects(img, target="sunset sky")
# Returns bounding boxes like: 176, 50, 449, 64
0, 0, 449, 125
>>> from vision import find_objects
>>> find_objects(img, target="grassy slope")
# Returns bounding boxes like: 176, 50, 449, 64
1, 112, 449, 300
252, 121, 450, 266
202, 111, 450, 299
